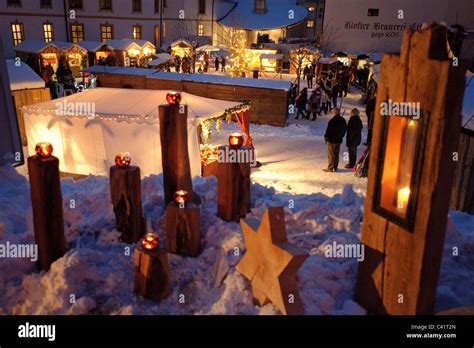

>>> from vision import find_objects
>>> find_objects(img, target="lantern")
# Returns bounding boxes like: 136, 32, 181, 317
35, 142, 53, 158
174, 190, 189, 206
373, 115, 425, 229
229, 133, 244, 149
166, 92, 182, 105
141, 233, 159, 250
115, 152, 131, 167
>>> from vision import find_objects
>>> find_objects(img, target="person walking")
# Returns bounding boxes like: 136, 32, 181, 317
323, 108, 347, 172
308, 88, 321, 121
331, 83, 339, 108
306, 65, 314, 88
321, 89, 331, 115
215, 56, 219, 72
294, 87, 308, 120
203, 52, 209, 72
344, 108, 363, 169
303, 65, 310, 86
175, 56, 181, 73
220, 57, 226, 72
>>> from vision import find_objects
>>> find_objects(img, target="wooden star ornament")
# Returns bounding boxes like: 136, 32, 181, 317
236, 207, 309, 315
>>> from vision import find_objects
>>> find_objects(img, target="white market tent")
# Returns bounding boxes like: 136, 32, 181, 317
22, 88, 242, 177
6, 59, 45, 91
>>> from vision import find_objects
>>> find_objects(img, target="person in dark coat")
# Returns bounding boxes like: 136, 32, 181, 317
220, 57, 226, 72
331, 83, 339, 108
323, 108, 347, 172
306, 65, 313, 88
214, 56, 219, 71
175, 56, 181, 73
344, 108, 363, 168
308, 88, 321, 120
294, 87, 308, 120
365, 93, 376, 145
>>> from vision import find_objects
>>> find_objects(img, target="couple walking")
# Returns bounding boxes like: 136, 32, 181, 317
323, 108, 363, 173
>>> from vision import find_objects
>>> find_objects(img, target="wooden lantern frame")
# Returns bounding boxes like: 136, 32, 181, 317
372, 112, 428, 231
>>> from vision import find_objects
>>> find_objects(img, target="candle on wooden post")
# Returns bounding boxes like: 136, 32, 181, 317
134, 233, 170, 301
27, 142, 67, 271
217, 144, 251, 222
110, 152, 145, 244
229, 133, 244, 149
165, 191, 201, 257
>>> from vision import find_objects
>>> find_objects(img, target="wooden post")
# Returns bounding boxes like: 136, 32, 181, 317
134, 247, 170, 301
165, 202, 201, 257
217, 145, 251, 222
110, 165, 145, 244
27, 155, 66, 271
159, 104, 199, 207
355, 24, 467, 315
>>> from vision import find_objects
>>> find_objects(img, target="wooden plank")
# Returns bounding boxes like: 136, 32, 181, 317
134, 247, 170, 301
165, 202, 201, 257
27, 155, 66, 271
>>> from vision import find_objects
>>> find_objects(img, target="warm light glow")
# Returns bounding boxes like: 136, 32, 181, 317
115, 152, 131, 167
166, 92, 182, 105
397, 186, 411, 209
35, 142, 53, 158
143, 47, 152, 56
141, 233, 159, 250
174, 190, 189, 206
128, 48, 140, 56
408, 120, 416, 127
229, 133, 244, 149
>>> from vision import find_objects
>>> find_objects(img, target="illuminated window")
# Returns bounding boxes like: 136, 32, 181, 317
308, 6, 315, 11
132, 0, 141, 12
99, 0, 112, 10
198, 23, 204, 36
43, 22, 54, 42
11, 22, 24, 45
254, 0, 266, 14
307, 20, 315, 28
133, 25, 142, 39
373, 114, 426, 230
100, 24, 113, 42
71, 23, 84, 43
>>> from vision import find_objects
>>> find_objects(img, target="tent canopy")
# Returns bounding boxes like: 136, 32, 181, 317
6, 59, 45, 91
22, 88, 244, 177
22, 87, 241, 124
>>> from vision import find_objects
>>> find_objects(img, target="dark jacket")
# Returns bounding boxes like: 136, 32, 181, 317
324, 114, 347, 144
346, 115, 363, 147
295, 88, 308, 108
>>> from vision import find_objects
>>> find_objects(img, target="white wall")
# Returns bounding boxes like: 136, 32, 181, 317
323, 0, 474, 56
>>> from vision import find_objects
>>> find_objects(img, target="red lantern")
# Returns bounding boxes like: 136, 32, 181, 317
35, 142, 53, 158
141, 233, 159, 250
174, 190, 189, 206
115, 152, 131, 167
166, 92, 182, 105
229, 133, 244, 149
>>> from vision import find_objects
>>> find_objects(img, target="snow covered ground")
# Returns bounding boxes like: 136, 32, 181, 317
1, 90, 473, 315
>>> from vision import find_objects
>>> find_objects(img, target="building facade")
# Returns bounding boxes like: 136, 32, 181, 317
0, 0, 318, 58
323, 0, 474, 61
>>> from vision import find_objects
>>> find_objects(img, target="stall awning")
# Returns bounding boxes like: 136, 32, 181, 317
6, 59, 45, 91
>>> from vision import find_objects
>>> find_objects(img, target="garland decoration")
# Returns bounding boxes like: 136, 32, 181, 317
200, 100, 251, 143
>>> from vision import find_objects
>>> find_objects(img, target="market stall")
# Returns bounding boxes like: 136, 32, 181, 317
77, 41, 114, 67
259, 53, 283, 72
105, 39, 155, 67
22, 87, 247, 178
170, 39, 193, 58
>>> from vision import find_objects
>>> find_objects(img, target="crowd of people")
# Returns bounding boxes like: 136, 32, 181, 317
40, 57, 77, 99
173, 52, 226, 74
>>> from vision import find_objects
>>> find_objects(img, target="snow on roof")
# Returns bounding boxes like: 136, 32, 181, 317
319, 57, 338, 65
77, 41, 114, 52
462, 72, 474, 131
147, 57, 171, 67
82, 66, 154, 76
219, 0, 307, 30
260, 53, 283, 60
81, 66, 292, 90
170, 39, 193, 48
6, 59, 45, 91
14, 40, 56, 53
105, 39, 154, 51
22, 87, 241, 123
148, 71, 292, 90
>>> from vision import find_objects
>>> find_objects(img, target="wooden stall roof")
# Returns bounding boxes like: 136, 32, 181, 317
14, 40, 87, 55
6, 59, 45, 91
77, 41, 114, 52
105, 39, 155, 51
